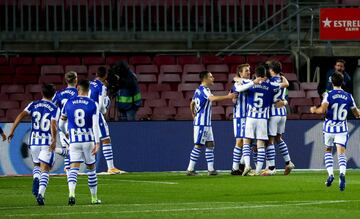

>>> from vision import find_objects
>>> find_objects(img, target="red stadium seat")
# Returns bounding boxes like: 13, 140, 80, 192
301, 113, 324, 120
161, 91, 184, 100
153, 56, 176, 65
300, 82, 318, 91
21, 100, 32, 109
211, 83, 224, 91
223, 56, 246, 65
0, 101, 19, 109
228, 73, 236, 82
0, 93, 8, 101
141, 91, 160, 100
225, 83, 233, 91
158, 74, 181, 83
39, 75, 63, 84
226, 106, 233, 119
183, 64, 205, 74
136, 107, 152, 120
152, 107, 176, 120
65, 65, 88, 74
16, 66, 40, 75
207, 64, 229, 73
9, 93, 32, 101
202, 55, 223, 65
148, 84, 171, 92
35, 57, 57, 65
313, 97, 321, 106
129, 56, 152, 65
83, 56, 105, 65
182, 74, 200, 83
297, 106, 311, 114
41, 65, 64, 75
290, 98, 313, 107
306, 90, 319, 98
6, 109, 22, 121
106, 56, 128, 65
88, 65, 109, 76
15, 76, 38, 84
26, 84, 42, 94
10, 57, 32, 65
139, 84, 147, 93
178, 83, 198, 91
0, 56, 8, 65
0, 109, 4, 118
212, 74, 228, 82
169, 99, 189, 107
57, 56, 81, 65
137, 74, 157, 83
0, 66, 15, 75
145, 99, 167, 107
287, 114, 301, 120
160, 65, 182, 74
177, 56, 200, 65
283, 73, 298, 81
1, 85, 24, 94
288, 90, 305, 98
246, 55, 268, 64
136, 65, 159, 74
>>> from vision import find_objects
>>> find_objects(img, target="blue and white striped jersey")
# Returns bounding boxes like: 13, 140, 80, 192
270, 75, 287, 117
52, 87, 78, 110
246, 79, 280, 119
193, 85, 213, 126
24, 99, 60, 146
231, 79, 253, 118
89, 79, 107, 114
62, 96, 100, 143
322, 89, 356, 133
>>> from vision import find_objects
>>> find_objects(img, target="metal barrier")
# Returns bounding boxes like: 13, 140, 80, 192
0, 0, 289, 33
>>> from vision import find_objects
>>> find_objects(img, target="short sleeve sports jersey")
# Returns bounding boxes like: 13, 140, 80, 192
231, 79, 252, 119
24, 99, 60, 146
246, 80, 280, 119
322, 89, 356, 133
269, 75, 287, 117
52, 87, 78, 110
192, 85, 213, 126
62, 96, 99, 143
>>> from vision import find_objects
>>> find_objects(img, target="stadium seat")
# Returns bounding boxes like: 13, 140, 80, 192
10, 57, 32, 65
207, 64, 229, 73
139, 84, 147, 93
161, 91, 184, 100
129, 56, 152, 65
300, 82, 318, 91
177, 56, 200, 65
137, 74, 157, 83
26, 84, 42, 94
15, 76, 38, 84
183, 64, 205, 74
158, 74, 181, 83
306, 90, 319, 98
283, 73, 298, 81
35, 57, 57, 65
178, 83, 198, 91
21, 100, 32, 109
175, 107, 193, 120
290, 98, 313, 107
0, 101, 19, 109
218, 99, 233, 107
169, 99, 189, 107
141, 91, 160, 100
136, 107, 152, 120
148, 84, 171, 92
1, 85, 24, 94
287, 113, 301, 120
211, 83, 224, 91
145, 99, 167, 107
9, 93, 32, 101
225, 106, 233, 119
57, 56, 81, 65
223, 56, 246, 65
152, 107, 176, 120
106, 56, 128, 65
225, 83, 233, 91
0, 76, 13, 84
288, 90, 305, 98
65, 65, 88, 74
88, 65, 109, 76
153, 56, 176, 65
0, 109, 4, 118
228, 73, 236, 83
6, 109, 22, 121
212, 74, 228, 82
136, 65, 159, 74
39, 75, 63, 84
0, 93, 8, 101
297, 106, 311, 114
202, 55, 223, 65
83, 56, 105, 65
313, 97, 321, 106
41, 65, 64, 75
0, 66, 15, 75
0, 56, 8, 65
246, 55, 268, 64
15, 66, 40, 75
184, 91, 195, 100
160, 65, 182, 74
182, 74, 200, 83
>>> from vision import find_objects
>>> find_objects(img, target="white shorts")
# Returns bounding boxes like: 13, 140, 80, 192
244, 118, 268, 140
193, 126, 214, 146
30, 146, 55, 167
233, 118, 246, 138
268, 116, 286, 136
323, 132, 349, 148
69, 142, 96, 165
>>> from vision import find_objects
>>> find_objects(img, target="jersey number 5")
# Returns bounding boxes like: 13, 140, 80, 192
254, 93, 264, 108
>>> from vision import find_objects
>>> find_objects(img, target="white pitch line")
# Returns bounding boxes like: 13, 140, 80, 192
100, 179, 178, 185
2, 200, 353, 217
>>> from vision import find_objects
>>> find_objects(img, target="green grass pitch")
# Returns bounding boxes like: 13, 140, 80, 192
1, 171, 360, 218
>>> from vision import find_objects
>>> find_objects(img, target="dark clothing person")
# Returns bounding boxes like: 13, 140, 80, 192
325, 69, 352, 94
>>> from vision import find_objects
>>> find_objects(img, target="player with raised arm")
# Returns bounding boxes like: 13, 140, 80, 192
310, 72, 360, 191
89, 67, 121, 174
60, 80, 101, 205
262, 60, 295, 176
186, 70, 237, 176
52, 71, 78, 175
8, 84, 59, 205
242, 65, 289, 176
230, 64, 264, 175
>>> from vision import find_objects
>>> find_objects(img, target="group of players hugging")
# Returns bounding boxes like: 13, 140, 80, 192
186, 60, 360, 192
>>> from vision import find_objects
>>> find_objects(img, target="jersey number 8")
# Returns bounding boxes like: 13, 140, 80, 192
74, 109, 86, 127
